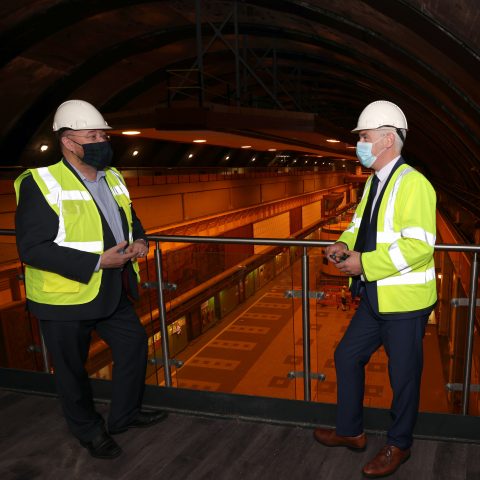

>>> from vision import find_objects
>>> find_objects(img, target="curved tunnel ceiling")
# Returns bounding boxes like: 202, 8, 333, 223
1, 0, 480, 224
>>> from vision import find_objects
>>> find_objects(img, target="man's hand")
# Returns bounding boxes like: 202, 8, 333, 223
325, 242, 348, 264
100, 241, 136, 269
335, 250, 363, 276
125, 239, 149, 260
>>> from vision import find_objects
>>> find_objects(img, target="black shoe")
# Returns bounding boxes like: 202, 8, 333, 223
79, 431, 122, 459
109, 410, 168, 435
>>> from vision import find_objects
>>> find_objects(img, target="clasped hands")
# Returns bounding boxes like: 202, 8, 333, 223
324, 243, 363, 276
100, 239, 149, 269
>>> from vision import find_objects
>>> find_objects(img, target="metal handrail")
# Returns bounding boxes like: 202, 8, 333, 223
148, 234, 480, 413
1, 229, 479, 414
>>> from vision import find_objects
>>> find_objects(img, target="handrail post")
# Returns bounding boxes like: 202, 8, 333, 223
154, 241, 172, 387
301, 246, 311, 401
461, 251, 479, 415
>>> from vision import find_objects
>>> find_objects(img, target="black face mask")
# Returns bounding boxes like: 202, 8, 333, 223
80, 141, 114, 169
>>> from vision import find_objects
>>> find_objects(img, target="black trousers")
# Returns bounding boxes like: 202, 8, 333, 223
40, 293, 148, 442
334, 298, 429, 450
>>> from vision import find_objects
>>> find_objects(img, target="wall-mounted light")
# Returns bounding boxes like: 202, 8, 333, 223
251, 156, 256, 162
188, 153, 194, 159
132, 150, 139, 156
122, 131, 141, 135
225, 155, 230, 160
40, 144, 48, 152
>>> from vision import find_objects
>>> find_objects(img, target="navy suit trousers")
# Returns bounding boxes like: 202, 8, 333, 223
40, 293, 148, 442
334, 297, 429, 449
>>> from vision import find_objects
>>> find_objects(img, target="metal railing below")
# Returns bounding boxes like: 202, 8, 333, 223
1, 229, 479, 414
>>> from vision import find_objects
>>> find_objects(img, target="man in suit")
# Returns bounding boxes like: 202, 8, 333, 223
15, 100, 167, 459
313, 101, 437, 478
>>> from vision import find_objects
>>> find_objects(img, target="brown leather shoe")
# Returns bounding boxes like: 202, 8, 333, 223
313, 427, 367, 450
362, 445, 411, 478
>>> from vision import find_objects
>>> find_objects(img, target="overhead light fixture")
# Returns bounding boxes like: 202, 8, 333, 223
40, 144, 48, 152
132, 150, 139, 156
241, 145, 252, 149
122, 131, 141, 135
326, 139, 340, 143
193, 139, 206, 143
267, 148, 277, 151
346, 146, 356, 149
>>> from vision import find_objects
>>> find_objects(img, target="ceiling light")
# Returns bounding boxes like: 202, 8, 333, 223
346, 146, 356, 149
241, 145, 252, 149
267, 148, 277, 151
326, 139, 340, 143
122, 131, 141, 135
132, 150, 139, 156
40, 144, 48, 152
193, 139, 206, 143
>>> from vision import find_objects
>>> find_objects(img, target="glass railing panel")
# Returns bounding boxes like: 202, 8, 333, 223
422, 250, 478, 415
0, 234, 45, 373
152, 247, 300, 400
310, 245, 345, 405
310, 247, 479, 416
417, 251, 456, 414
3, 227, 479, 418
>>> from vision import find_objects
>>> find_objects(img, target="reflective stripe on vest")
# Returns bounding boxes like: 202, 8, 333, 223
377, 167, 436, 281
377, 267, 436, 286
35, 167, 102, 252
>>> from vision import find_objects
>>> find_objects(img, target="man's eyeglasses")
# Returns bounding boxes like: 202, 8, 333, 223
68, 132, 110, 143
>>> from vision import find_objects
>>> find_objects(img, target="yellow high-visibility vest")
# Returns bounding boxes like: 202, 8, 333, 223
338, 164, 437, 313
14, 160, 140, 305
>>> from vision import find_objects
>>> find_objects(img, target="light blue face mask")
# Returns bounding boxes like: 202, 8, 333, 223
356, 138, 385, 168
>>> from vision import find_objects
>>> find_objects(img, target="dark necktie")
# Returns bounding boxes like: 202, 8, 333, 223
354, 174, 379, 253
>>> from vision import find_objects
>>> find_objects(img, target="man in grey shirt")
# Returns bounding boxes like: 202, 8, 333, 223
15, 100, 167, 460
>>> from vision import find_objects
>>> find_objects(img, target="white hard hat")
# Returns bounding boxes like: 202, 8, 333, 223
52, 99, 112, 131
351, 100, 408, 132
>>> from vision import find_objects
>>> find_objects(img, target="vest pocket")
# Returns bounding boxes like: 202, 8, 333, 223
43, 273, 80, 293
